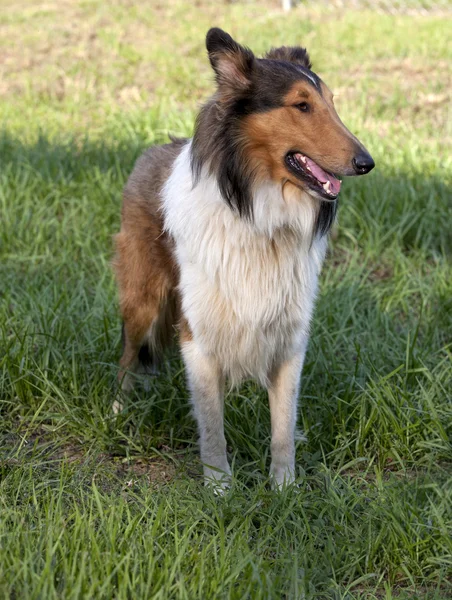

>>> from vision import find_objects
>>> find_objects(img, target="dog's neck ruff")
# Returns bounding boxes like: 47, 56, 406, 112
162, 141, 328, 386
175, 142, 328, 240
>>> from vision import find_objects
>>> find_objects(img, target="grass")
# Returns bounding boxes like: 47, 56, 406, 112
1, 0, 451, 597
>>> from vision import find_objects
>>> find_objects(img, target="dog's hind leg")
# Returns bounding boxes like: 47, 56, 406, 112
112, 142, 184, 412
113, 306, 164, 414
118, 321, 154, 394
118, 293, 177, 389
113, 200, 177, 411
118, 322, 140, 393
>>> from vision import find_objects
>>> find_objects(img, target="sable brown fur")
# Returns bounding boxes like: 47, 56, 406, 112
113, 139, 185, 387
112, 28, 375, 488
113, 27, 374, 405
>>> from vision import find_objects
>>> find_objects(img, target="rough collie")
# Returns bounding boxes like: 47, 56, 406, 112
114, 28, 374, 490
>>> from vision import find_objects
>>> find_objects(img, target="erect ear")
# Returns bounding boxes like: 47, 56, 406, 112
206, 28, 254, 95
265, 46, 311, 70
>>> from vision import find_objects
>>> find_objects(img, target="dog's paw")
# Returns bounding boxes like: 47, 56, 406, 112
112, 398, 124, 414
203, 465, 232, 496
270, 466, 296, 491
205, 476, 232, 496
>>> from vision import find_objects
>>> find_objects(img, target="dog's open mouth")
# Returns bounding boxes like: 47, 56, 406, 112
285, 152, 341, 200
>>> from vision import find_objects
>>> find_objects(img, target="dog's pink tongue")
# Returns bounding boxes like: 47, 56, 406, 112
298, 154, 341, 195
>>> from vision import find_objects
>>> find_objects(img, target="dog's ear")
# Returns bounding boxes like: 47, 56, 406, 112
206, 28, 254, 96
265, 46, 311, 70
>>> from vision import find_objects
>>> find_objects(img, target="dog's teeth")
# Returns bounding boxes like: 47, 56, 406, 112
323, 181, 331, 192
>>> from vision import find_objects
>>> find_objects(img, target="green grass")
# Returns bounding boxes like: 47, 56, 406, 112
1, 1, 451, 598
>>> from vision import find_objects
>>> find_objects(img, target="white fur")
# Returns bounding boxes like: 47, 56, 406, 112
162, 141, 328, 486
301, 70, 318, 88
163, 143, 327, 386
181, 340, 231, 492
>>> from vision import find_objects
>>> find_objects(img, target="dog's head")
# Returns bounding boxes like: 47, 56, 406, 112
192, 28, 374, 221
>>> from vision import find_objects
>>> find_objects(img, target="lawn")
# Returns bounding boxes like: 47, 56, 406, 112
1, 1, 451, 598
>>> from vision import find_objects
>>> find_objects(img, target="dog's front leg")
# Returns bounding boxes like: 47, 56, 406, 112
181, 340, 231, 491
268, 352, 305, 488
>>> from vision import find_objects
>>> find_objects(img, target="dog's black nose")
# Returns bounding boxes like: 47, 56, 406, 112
352, 152, 375, 175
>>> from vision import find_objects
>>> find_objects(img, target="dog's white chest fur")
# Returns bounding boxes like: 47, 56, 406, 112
163, 143, 327, 385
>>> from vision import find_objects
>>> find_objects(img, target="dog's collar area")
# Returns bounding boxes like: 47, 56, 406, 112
285, 152, 341, 200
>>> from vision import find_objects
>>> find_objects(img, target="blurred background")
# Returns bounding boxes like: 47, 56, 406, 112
2, 0, 451, 143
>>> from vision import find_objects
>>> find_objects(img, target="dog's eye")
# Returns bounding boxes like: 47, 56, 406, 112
295, 102, 310, 113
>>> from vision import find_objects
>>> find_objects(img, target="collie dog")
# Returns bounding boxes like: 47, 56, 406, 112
114, 28, 374, 489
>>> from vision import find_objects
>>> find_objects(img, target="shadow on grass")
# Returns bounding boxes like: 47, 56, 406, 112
1, 130, 451, 476
1, 129, 450, 252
